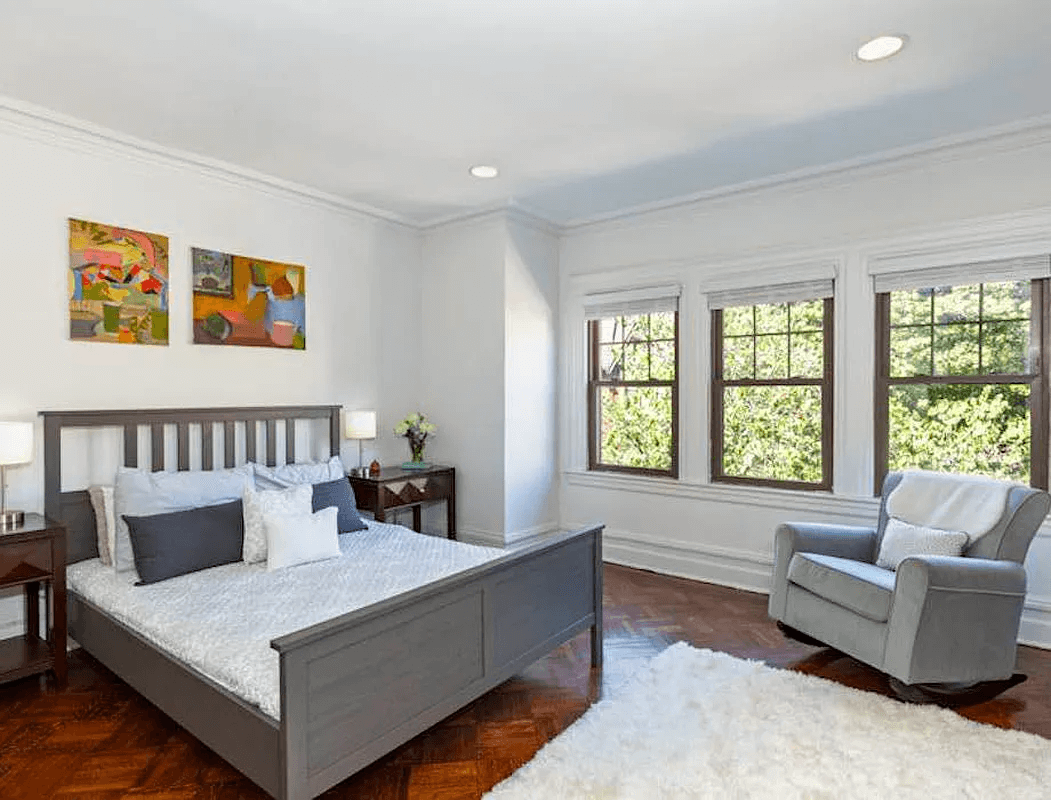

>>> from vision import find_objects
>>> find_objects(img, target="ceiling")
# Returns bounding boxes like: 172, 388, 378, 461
1, 1, 1049, 227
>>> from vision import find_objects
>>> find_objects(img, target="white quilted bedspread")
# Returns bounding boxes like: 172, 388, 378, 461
67, 521, 504, 719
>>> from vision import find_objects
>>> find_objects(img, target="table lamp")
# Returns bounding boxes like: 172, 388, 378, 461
0, 421, 33, 529
345, 410, 376, 477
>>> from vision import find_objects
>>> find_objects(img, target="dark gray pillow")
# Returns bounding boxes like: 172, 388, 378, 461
311, 478, 368, 533
123, 499, 244, 585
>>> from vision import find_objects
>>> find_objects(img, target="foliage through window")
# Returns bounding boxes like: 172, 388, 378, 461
875, 280, 1048, 489
712, 297, 833, 489
588, 311, 678, 476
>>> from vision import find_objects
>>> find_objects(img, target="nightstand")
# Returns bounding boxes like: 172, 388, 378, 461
348, 465, 456, 539
0, 514, 66, 686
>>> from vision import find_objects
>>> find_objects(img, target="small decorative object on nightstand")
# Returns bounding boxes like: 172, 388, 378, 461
0, 514, 67, 686
0, 421, 34, 529
344, 409, 376, 477
348, 464, 456, 539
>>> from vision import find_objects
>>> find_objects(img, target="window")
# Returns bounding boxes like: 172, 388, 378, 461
875, 274, 1049, 490
711, 285, 834, 490
586, 289, 679, 477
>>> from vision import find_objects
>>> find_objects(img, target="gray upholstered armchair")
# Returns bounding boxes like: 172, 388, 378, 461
769, 471, 1050, 701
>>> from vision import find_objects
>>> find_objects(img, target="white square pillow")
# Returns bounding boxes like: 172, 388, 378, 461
87, 485, 116, 567
265, 506, 341, 571
113, 464, 255, 574
876, 517, 969, 571
252, 456, 344, 490
242, 483, 313, 563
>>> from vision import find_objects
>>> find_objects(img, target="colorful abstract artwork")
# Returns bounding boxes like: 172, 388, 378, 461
68, 219, 169, 345
191, 248, 306, 349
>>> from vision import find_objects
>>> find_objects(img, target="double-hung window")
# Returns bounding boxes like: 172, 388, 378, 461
710, 280, 834, 490
586, 286, 680, 477
874, 257, 1051, 490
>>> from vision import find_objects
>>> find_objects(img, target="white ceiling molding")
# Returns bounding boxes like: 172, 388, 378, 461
561, 112, 1051, 232
0, 94, 415, 229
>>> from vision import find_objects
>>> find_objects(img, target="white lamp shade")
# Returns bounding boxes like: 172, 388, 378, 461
0, 421, 33, 465
345, 410, 377, 440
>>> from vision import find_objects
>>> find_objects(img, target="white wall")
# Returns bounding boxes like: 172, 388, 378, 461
419, 212, 561, 544
0, 104, 422, 636
420, 215, 507, 539
504, 218, 560, 537
559, 125, 1051, 646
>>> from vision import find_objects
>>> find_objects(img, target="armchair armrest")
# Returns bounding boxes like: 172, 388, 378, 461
885, 556, 1028, 684
768, 522, 878, 621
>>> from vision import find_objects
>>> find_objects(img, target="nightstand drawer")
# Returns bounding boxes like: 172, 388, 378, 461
381, 474, 452, 507
0, 540, 51, 586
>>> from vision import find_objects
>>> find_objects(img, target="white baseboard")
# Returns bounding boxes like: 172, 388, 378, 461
600, 527, 771, 594
458, 522, 560, 548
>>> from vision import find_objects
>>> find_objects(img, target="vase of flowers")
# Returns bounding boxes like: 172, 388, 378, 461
394, 412, 437, 468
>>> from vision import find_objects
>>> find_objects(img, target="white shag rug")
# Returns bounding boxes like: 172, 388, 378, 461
485, 642, 1051, 800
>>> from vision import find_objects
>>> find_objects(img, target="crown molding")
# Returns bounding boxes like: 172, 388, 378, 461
419, 199, 562, 236
561, 112, 1051, 233
0, 94, 416, 229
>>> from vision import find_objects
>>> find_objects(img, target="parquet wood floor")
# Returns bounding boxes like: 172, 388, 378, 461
2, 563, 1050, 798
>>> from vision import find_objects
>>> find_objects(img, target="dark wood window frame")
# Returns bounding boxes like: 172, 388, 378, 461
874, 278, 1050, 493
711, 297, 834, 491
587, 311, 679, 478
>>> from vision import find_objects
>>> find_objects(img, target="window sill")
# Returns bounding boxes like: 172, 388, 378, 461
564, 469, 881, 521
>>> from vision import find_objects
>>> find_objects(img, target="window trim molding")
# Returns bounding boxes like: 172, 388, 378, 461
710, 296, 834, 491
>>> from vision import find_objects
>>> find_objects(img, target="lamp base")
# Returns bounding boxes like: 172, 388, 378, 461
0, 510, 24, 529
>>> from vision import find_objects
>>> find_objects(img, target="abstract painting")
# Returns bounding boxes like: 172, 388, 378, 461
191, 248, 306, 349
68, 219, 169, 345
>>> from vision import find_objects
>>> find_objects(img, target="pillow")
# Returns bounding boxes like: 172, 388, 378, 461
311, 478, 367, 533
113, 464, 254, 574
252, 456, 344, 490
242, 483, 313, 563
265, 506, 341, 571
876, 517, 969, 570
87, 485, 116, 567
123, 499, 244, 585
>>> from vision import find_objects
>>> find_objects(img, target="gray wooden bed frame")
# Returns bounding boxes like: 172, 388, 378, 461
41, 405, 603, 800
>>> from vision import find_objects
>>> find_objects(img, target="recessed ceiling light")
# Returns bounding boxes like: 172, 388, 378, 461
856, 35, 906, 62
469, 165, 499, 179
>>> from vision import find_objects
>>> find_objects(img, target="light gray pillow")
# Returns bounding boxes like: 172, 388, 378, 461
112, 464, 254, 574
242, 483, 313, 564
252, 455, 344, 490
876, 517, 969, 570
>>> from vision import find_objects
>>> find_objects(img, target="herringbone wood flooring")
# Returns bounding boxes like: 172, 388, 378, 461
2, 563, 1050, 798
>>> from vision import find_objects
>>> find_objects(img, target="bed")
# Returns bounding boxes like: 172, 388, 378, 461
42, 405, 603, 800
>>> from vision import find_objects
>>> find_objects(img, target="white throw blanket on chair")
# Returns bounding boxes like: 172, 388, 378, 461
885, 470, 1013, 542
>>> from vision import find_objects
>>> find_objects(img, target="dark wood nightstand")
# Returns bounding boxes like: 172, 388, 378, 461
348, 465, 456, 539
0, 514, 66, 686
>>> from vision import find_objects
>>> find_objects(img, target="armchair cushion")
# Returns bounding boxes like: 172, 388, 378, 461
875, 518, 968, 570
788, 553, 896, 623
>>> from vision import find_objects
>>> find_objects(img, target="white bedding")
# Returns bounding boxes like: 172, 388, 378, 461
67, 520, 504, 719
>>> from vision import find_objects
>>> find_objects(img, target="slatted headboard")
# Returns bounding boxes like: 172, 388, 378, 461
41, 405, 342, 564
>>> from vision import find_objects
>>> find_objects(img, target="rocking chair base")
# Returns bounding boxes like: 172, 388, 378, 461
776, 620, 831, 649
888, 673, 1027, 707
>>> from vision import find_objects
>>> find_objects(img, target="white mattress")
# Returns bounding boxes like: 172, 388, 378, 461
67, 520, 504, 719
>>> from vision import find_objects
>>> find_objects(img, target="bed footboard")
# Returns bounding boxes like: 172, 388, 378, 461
272, 524, 603, 800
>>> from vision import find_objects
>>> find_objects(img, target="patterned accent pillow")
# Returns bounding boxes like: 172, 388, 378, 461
242, 483, 313, 563
88, 485, 116, 567
876, 517, 969, 571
